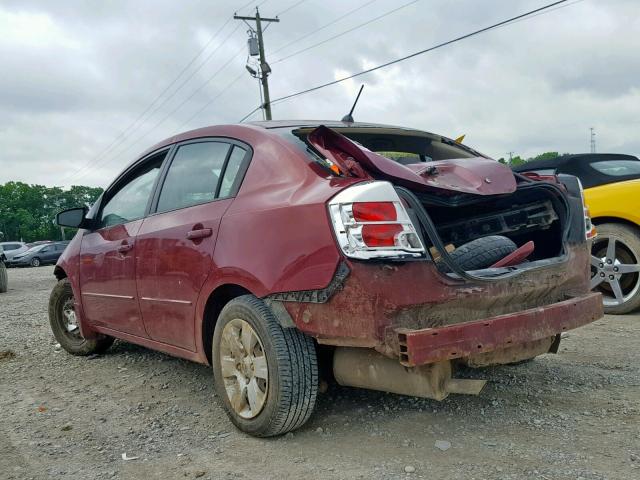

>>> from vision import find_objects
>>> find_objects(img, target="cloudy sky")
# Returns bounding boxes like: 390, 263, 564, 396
1, 0, 638, 188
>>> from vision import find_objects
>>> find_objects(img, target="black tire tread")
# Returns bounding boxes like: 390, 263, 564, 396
448, 235, 518, 271
213, 295, 318, 437
48, 278, 114, 356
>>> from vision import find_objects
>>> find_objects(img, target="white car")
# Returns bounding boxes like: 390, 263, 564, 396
0, 242, 29, 261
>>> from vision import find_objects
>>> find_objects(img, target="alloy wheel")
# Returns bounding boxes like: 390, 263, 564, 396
591, 236, 640, 307
61, 297, 82, 339
219, 319, 268, 419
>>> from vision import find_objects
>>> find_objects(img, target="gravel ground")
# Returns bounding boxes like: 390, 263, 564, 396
1, 266, 639, 480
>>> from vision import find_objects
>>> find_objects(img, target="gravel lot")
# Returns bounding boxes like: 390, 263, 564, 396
1, 266, 639, 480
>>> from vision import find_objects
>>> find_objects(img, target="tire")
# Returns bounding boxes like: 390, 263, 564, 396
212, 295, 318, 437
590, 223, 640, 314
447, 235, 518, 271
0, 261, 7, 293
48, 278, 114, 355
30, 257, 41, 267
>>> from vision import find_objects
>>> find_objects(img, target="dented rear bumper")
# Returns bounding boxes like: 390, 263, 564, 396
396, 292, 603, 366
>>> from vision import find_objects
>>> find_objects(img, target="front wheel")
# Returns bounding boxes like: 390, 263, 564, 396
591, 223, 640, 314
212, 295, 318, 437
49, 278, 114, 355
30, 257, 41, 267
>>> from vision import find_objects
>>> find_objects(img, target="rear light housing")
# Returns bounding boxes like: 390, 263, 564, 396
576, 178, 597, 240
328, 181, 425, 260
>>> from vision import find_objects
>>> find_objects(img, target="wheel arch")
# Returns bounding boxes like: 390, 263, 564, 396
592, 216, 640, 232
53, 265, 67, 280
201, 283, 252, 365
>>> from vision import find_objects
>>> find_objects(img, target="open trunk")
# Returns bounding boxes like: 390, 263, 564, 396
305, 125, 580, 278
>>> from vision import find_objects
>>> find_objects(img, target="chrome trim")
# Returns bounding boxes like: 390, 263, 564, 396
140, 297, 192, 305
82, 292, 135, 300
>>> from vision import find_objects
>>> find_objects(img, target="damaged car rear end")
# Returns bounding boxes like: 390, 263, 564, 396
51, 120, 603, 437
270, 122, 602, 402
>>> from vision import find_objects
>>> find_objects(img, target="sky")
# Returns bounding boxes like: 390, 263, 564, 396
1, 0, 638, 188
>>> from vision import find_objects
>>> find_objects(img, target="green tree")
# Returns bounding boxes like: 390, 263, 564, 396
0, 182, 102, 243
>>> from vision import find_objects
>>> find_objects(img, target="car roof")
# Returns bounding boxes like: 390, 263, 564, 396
512, 153, 639, 172
513, 153, 640, 188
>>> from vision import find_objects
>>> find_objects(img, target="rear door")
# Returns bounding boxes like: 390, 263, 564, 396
136, 140, 251, 350
39, 245, 57, 263
79, 151, 166, 337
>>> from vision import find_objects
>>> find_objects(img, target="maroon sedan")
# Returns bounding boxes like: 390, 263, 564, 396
52, 121, 602, 436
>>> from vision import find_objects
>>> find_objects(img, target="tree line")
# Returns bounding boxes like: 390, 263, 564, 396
497, 151, 564, 166
0, 182, 103, 243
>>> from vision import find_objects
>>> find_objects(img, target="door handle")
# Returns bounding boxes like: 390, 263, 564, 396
186, 228, 213, 240
117, 242, 133, 254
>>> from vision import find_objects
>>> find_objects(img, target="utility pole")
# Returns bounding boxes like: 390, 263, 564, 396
235, 8, 279, 120
590, 127, 596, 153
508, 151, 514, 165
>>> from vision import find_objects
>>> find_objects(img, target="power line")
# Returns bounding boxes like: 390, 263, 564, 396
65, 23, 243, 183
177, 71, 248, 132
272, 0, 420, 64
58, 0, 263, 186
275, 0, 309, 17
270, 0, 379, 56
261, 0, 572, 108
72, 47, 248, 184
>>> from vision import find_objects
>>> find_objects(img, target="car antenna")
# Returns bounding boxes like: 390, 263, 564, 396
341, 84, 364, 123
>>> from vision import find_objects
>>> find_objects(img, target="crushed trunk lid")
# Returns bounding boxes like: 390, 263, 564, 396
308, 125, 516, 196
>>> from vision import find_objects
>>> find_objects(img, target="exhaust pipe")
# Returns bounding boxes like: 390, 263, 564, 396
333, 347, 485, 400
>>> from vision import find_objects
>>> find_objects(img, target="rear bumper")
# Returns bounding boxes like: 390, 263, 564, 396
396, 292, 603, 366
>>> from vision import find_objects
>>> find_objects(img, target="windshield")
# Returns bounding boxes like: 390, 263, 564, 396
26, 244, 47, 253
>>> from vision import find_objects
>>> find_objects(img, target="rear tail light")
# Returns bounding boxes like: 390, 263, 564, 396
577, 179, 597, 240
328, 182, 425, 259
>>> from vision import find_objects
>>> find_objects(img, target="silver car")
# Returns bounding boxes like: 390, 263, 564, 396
0, 242, 28, 261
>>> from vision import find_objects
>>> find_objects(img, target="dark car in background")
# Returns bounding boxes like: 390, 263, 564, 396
9, 241, 70, 267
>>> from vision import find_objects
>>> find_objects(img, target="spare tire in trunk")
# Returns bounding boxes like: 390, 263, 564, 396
445, 235, 518, 272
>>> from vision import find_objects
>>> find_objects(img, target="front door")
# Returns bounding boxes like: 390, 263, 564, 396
136, 141, 250, 350
79, 153, 165, 337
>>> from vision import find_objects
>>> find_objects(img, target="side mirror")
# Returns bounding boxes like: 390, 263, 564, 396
56, 207, 89, 229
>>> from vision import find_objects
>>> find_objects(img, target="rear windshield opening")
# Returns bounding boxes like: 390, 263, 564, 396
275, 125, 482, 175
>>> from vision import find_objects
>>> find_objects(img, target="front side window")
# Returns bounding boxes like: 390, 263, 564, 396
99, 154, 164, 228
156, 142, 231, 214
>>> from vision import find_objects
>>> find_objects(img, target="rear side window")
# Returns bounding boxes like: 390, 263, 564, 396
156, 142, 231, 213
590, 160, 640, 176
218, 146, 248, 198
99, 154, 165, 228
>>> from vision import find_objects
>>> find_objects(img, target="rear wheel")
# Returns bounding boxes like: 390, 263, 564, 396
591, 223, 640, 314
0, 261, 7, 293
30, 257, 41, 267
49, 278, 114, 355
212, 295, 318, 437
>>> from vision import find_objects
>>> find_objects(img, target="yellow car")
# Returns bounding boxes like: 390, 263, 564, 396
514, 154, 640, 314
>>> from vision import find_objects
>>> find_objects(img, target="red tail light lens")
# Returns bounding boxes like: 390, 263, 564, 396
352, 202, 397, 222
362, 224, 403, 247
